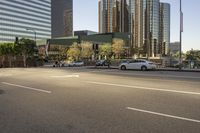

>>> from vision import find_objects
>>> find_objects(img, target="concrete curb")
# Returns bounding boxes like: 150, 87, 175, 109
86, 66, 200, 72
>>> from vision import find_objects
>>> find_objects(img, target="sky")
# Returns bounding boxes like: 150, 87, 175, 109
73, 0, 200, 52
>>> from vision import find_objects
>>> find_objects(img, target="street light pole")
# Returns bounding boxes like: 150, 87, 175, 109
34, 31, 36, 45
179, 0, 183, 70
26, 28, 36, 45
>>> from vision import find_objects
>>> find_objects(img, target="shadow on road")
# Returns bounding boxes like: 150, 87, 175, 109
0, 90, 5, 95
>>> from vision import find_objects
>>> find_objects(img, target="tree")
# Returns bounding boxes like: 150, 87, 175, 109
112, 39, 125, 59
5, 43, 15, 67
186, 49, 200, 61
57, 46, 68, 61
132, 47, 144, 58
80, 41, 93, 59
0, 43, 16, 67
172, 51, 186, 60
18, 38, 37, 67
99, 43, 112, 60
67, 42, 81, 61
0, 44, 6, 67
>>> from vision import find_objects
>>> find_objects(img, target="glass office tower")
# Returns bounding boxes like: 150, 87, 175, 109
98, 0, 129, 33
129, 0, 145, 49
146, 0, 160, 57
128, 0, 170, 57
51, 0, 73, 38
0, 0, 51, 43
160, 3, 170, 56
98, 0, 171, 58
99, 0, 115, 33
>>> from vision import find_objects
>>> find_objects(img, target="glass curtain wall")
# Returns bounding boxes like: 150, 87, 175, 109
0, 0, 51, 42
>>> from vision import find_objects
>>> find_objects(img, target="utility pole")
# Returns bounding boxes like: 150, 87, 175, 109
179, 0, 183, 70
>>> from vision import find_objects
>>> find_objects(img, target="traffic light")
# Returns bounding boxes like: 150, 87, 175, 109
96, 44, 99, 50
92, 44, 99, 51
92, 44, 95, 50
15, 37, 19, 44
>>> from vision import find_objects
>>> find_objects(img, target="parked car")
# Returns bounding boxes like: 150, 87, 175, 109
53, 61, 60, 67
119, 59, 156, 71
96, 60, 110, 66
69, 61, 84, 67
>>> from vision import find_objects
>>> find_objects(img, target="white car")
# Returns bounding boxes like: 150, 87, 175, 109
69, 61, 84, 67
119, 59, 156, 71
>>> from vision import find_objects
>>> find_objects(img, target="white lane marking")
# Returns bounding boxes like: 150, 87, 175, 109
0, 74, 13, 77
50, 75, 79, 78
126, 107, 200, 123
2, 82, 51, 94
85, 81, 200, 95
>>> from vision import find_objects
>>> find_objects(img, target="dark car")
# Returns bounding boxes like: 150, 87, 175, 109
96, 60, 110, 66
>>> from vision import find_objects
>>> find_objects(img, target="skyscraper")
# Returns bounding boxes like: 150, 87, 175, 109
119, 0, 129, 32
51, 0, 73, 38
129, 0, 170, 57
98, 0, 129, 33
159, 3, 170, 56
129, 0, 145, 49
0, 0, 51, 42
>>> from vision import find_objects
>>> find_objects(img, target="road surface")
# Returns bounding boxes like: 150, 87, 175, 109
0, 67, 200, 133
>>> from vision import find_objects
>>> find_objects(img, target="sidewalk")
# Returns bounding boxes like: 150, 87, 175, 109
156, 67, 200, 72
42, 63, 200, 72
88, 66, 200, 72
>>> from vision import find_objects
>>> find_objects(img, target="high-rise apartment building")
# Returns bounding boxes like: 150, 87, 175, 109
0, 0, 51, 42
51, 0, 73, 38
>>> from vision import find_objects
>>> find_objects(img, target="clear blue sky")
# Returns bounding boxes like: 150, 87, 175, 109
73, 0, 200, 51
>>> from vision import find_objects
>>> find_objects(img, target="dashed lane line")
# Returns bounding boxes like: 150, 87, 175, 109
85, 81, 200, 95
2, 82, 52, 94
126, 107, 200, 123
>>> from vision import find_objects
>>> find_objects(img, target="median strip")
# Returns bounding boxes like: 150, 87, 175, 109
85, 81, 200, 95
126, 107, 200, 123
2, 82, 51, 94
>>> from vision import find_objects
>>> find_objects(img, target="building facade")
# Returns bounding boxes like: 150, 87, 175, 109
0, 0, 51, 43
51, 0, 73, 38
170, 42, 180, 54
74, 30, 97, 37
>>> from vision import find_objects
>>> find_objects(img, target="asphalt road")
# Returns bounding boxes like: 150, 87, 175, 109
0, 67, 200, 133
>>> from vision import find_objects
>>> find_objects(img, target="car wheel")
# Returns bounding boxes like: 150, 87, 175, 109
121, 65, 126, 70
141, 66, 147, 71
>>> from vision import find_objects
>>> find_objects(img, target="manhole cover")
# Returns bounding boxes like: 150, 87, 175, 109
0, 90, 5, 95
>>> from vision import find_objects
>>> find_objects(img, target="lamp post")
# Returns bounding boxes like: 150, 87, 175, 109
179, 0, 183, 70
26, 28, 38, 57
26, 28, 36, 45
